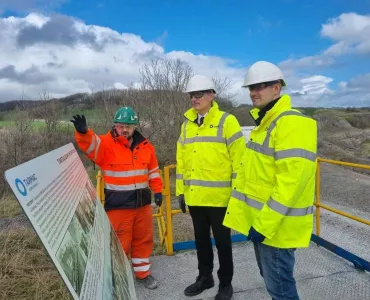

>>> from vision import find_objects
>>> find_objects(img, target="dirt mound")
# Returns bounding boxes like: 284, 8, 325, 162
315, 110, 370, 174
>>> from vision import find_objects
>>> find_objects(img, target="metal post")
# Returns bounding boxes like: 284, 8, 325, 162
315, 159, 321, 238
164, 166, 174, 255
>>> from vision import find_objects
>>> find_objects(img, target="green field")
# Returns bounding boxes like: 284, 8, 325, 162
0, 108, 105, 130
61, 108, 106, 122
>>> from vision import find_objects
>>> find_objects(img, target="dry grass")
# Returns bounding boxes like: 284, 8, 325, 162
361, 139, 370, 156
0, 194, 23, 218
0, 228, 71, 300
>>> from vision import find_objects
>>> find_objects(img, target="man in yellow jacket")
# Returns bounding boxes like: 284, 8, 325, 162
223, 61, 317, 300
176, 75, 246, 300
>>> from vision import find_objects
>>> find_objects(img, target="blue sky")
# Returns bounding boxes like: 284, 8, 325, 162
0, 0, 369, 106
59, 0, 367, 61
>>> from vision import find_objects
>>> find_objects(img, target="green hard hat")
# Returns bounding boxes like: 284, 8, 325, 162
113, 106, 138, 124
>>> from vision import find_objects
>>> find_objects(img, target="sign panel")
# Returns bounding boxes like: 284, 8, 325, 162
5, 143, 137, 300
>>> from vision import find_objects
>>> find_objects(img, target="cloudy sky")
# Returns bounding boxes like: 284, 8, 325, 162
0, 0, 369, 107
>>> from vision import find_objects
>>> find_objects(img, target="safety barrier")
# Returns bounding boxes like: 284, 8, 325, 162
95, 158, 370, 271
313, 158, 370, 271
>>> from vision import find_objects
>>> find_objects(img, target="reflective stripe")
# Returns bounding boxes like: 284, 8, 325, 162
94, 136, 101, 161
183, 120, 188, 140
105, 182, 148, 191
184, 180, 231, 187
232, 190, 264, 210
178, 136, 184, 146
149, 173, 160, 180
182, 112, 229, 145
132, 258, 150, 264
184, 136, 225, 144
247, 141, 274, 156
232, 173, 237, 179
149, 167, 159, 173
218, 113, 229, 137
227, 131, 244, 146
104, 169, 148, 177
176, 174, 183, 180
267, 198, 313, 216
247, 111, 316, 160
275, 149, 316, 162
133, 265, 150, 272
86, 134, 96, 155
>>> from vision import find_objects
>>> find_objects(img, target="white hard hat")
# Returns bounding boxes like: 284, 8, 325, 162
185, 75, 216, 93
242, 61, 286, 87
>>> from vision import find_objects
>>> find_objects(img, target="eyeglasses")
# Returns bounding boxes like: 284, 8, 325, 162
189, 90, 213, 99
248, 81, 280, 92
115, 124, 136, 130
189, 91, 205, 99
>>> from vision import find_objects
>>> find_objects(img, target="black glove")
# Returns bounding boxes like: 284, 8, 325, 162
179, 194, 186, 213
248, 226, 266, 243
70, 114, 87, 134
154, 193, 163, 207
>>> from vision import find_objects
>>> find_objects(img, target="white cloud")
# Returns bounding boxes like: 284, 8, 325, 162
321, 13, 370, 42
0, 13, 247, 103
0, 12, 368, 108
321, 13, 370, 55
279, 55, 336, 72
289, 73, 370, 107
290, 75, 333, 96
280, 13, 370, 72
276, 13, 370, 107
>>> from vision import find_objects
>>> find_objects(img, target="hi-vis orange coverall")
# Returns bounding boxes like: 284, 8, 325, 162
75, 128, 163, 279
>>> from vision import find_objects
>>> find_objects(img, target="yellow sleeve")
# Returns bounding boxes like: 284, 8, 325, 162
176, 122, 185, 196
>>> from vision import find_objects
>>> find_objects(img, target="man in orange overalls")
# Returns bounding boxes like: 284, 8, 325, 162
71, 106, 163, 289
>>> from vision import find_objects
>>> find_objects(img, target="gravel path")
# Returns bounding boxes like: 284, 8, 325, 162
315, 162, 370, 261
320, 163, 370, 213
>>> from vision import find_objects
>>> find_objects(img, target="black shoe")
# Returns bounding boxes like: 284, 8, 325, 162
184, 275, 215, 296
215, 284, 233, 300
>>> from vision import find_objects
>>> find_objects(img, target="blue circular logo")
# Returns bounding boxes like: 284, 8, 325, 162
15, 178, 27, 196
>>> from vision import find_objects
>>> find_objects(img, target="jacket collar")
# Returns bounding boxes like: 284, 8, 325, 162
249, 94, 292, 126
184, 101, 220, 123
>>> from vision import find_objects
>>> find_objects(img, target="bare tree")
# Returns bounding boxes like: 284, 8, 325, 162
35, 87, 68, 152
134, 59, 195, 164
212, 74, 235, 99
9, 103, 35, 165
140, 58, 193, 93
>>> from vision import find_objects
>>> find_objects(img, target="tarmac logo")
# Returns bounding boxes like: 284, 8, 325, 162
15, 178, 27, 196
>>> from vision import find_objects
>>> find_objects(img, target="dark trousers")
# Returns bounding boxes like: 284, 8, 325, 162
188, 206, 233, 286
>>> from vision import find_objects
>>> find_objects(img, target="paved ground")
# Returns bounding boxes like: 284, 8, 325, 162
135, 242, 370, 300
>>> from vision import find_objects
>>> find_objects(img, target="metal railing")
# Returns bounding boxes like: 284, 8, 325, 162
313, 158, 370, 271
315, 158, 370, 234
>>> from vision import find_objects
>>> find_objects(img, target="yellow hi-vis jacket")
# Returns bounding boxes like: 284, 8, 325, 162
223, 95, 317, 248
176, 101, 246, 207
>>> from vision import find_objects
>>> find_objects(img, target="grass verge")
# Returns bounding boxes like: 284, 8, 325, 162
0, 229, 71, 300
0, 195, 23, 218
